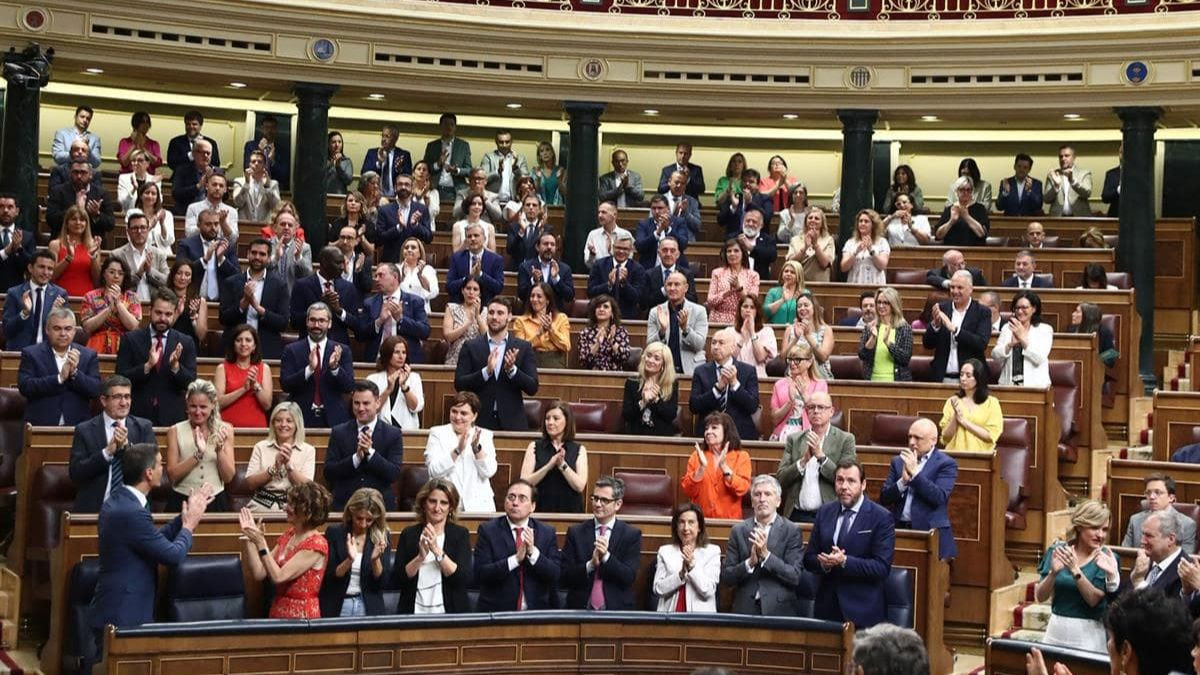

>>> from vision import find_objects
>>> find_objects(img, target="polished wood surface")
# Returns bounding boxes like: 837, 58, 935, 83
986, 637, 1111, 675
1150, 391, 1200, 462
1106, 458, 1200, 546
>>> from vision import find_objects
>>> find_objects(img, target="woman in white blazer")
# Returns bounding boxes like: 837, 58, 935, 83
653, 504, 721, 612
992, 289, 1054, 388
423, 391, 497, 513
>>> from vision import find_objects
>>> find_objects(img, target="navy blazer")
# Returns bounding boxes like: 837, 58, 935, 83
18, 342, 102, 425
474, 516, 562, 612
995, 176, 1044, 216
170, 162, 205, 215
586, 257, 646, 325
688, 360, 760, 441
218, 272, 290, 359
46, 181, 114, 238
560, 518, 643, 610
393, 522, 474, 614
920, 299, 993, 381
925, 266, 988, 290
115, 328, 197, 426
1001, 275, 1054, 289
89, 486, 192, 630
289, 275, 367, 347
453, 334, 539, 431
318, 523, 391, 618
879, 450, 959, 560
166, 134, 221, 173
243, 138, 289, 189
1101, 167, 1121, 218
657, 163, 705, 199
360, 148, 413, 196
802, 497, 895, 629
735, 232, 778, 277
362, 291, 430, 364
641, 264, 698, 313
279, 338, 356, 428
717, 194, 774, 239
634, 217, 691, 269
1172, 444, 1200, 464
69, 413, 156, 513
3, 281, 68, 351
176, 234, 240, 295
0, 228, 36, 292
505, 222, 545, 272
446, 249, 504, 305
374, 200, 432, 263
517, 258, 575, 311
324, 419, 404, 511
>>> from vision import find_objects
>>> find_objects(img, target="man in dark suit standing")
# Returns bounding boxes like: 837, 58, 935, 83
45, 160, 114, 239
3, 251, 67, 351
995, 153, 1044, 216
332, 224, 374, 297
324, 381, 404, 511
1001, 250, 1054, 289
803, 459, 896, 629
561, 476, 643, 610
280, 302, 355, 429
733, 207, 778, 276
242, 115, 289, 190
921, 270, 993, 383
635, 195, 691, 270
661, 170, 703, 239
717, 169, 774, 240
166, 110, 222, 175
689, 328, 760, 441
176, 208, 240, 302
1102, 154, 1121, 218
454, 297, 539, 431
219, 239, 290, 359
289, 246, 367, 347
116, 290, 197, 426
374, 175, 432, 262
517, 232, 575, 311
423, 113, 473, 203
926, 249, 987, 291
362, 262, 430, 363
86, 443, 211, 672
360, 124, 413, 199
68, 375, 156, 514
587, 233, 646, 323
474, 479, 561, 611
446, 223, 505, 305
880, 419, 958, 561
18, 307, 101, 426
0, 194, 35, 292
642, 236, 697, 313
657, 142, 705, 199
720, 475, 804, 616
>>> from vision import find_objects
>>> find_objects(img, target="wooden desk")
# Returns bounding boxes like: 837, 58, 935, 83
887, 246, 1114, 290
1150, 391, 1200, 462
986, 637, 1110, 675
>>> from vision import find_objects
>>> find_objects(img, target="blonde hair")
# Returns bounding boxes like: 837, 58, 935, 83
638, 342, 677, 401
343, 487, 389, 549
57, 205, 95, 250
796, 292, 828, 328
186, 378, 223, 435
267, 401, 306, 447
786, 342, 822, 381
875, 287, 907, 328
1064, 499, 1110, 545
803, 206, 830, 237
779, 260, 805, 292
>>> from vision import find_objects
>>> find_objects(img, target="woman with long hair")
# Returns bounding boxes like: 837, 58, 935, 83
714, 152, 747, 207
167, 260, 207, 346
359, 171, 389, 226
532, 141, 565, 205
781, 292, 834, 379
706, 238, 760, 324
653, 504, 721, 612
137, 181, 175, 250
882, 164, 924, 214
325, 191, 376, 261
324, 131, 354, 195
578, 294, 630, 371
786, 207, 836, 283
238, 482, 332, 619
520, 403, 589, 513
442, 276, 487, 366
1067, 301, 1119, 368
367, 336, 425, 430
394, 479, 473, 614
319, 487, 390, 617
49, 205, 101, 296
451, 193, 498, 252
857, 287, 913, 382
117, 149, 161, 211
735, 294, 777, 377
759, 155, 800, 213
166, 379, 236, 512
81, 256, 141, 354
883, 193, 933, 246
244, 402, 316, 512
939, 358, 1003, 452
511, 282, 571, 369
840, 209, 890, 285
410, 160, 441, 222
213, 324, 273, 428
763, 260, 805, 324
769, 343, 828, 441
775, 183, 812, 241
622, 342, 680, 436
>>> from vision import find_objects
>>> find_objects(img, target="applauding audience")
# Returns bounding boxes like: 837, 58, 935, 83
654, 504, 721, 612
520, 403, 589, 513
69, 375, 155, 513
646, 271, 708, 375
858, 287, 913, 382
763, 260, 805, 325
453, 297, 540, 431
19, 307, 101, 426
396, 479, 473, 614
320, 488, 390, 618
690, 328, 761, 441
785, 207, 836, 283
682, 412, 752, 519
474, 479, 561, 611
734, 294, 777, 377
166, 379, 235, 512
4, 251, 66, 352
720, 475, 804, 616
441, 277, 487, 366
622, 343, 679, 436
880, 418, 959, 560
769, 345, 829, 441
511, 283, 571, 369
935, 176, 989, 246
939, 359, 1003, 452
424, 392, 497, 512
883, 194, 932, 246
81, 256, 141, 355
782, 293, 833, 379
706, 239, 759, 324
49, 205, 101, 296
245, 402, 316, 512
578, 294, 630, 372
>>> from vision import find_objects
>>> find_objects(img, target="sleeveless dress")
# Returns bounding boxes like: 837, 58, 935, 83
56, 242, 94, 296
167, 420, 231, 512
269, 528, 329, 619
535, 167, 562, 205
82, 288, 142, 354
445, 303, 481, 366
532, 440, 583, 513
221, 361, 268, 427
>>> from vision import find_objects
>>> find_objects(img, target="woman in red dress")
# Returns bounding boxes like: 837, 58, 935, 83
48, 205, 101, 297
239, 482, 332, 618
213, 324, 273, 428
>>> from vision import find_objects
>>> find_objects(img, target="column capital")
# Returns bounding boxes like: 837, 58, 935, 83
837, 109, 878, 132
564, 101, 607, 123
1115, 106, 1163, 129
292, 82, 339, 105
2, 43, 53, 88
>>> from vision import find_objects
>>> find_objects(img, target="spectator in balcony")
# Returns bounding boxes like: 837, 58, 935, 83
769, 344, 829, 442
599, 149, 644, 208
635, 194, 692, 271
451, 193, 498, 253
1066, 302, 1119, 368
760, 155, 800, 214
243, 115, 289, 190
117, 150, 162, 212
361, 124, 412, 199
579, 294, 630, 372
410, 160, 441, 223
49, 205, 101, 297
775, 184, 813, 242
663, 169, 703, 239
713, 152, 746, 207
992, 290, 1053, 388
171, 138, 215, 217
453, 169, 505, 229
81, 256, 141, 355
1044, 144, 1093, 217
116, 111, 162, 174
584, 201, 631, 271
512, 282, 571, 369
1002, 250, 1053, 289
521, 402, 589, 513
166, 378, 236, 512
167, 260, 207, 348
653, 504, 721, 613
996, 154, 1044, 217
377, 174, 433, 262
706, 238, 760, 325
396, 478, 474, 614
858, 287, 912, 382
717, 168, 770, 240
763, 261, 805, 326
213, 324, 273, 428
1078, 262, 1118, 290
46, 160, 115, 241
883, 193, 933, 246
882, 164, 924, 214
681, 412, 752, 520
943, 158, 992, 212
1120, 473, 1196, 553
424, 391, 498, 513
232, 150, 282, 223
238, 482, 332, 619
51, 105, 101, 167
518, 230, 574, 311
183, 170, 238, 240
935, 177, 989, 246
840, 209, 890, 285
366, 336, 425, 431
622, 342, 679, 437
658, 142, 705, 199
244, 402, 316, 512
1034, 499, 1120, 652
18, 307, 101, 426
782, 292, 834, 380
939, 358, 1002, 453
785, 207, 836, 283
319, 487, 390, 617
423, 113, 472, 203
324, 131, 354, 195
442, 277, 486, 367
359, 171, 389, 226
480, 129, 528, 204
735, 294, 776, 378
167, 110, 221, 175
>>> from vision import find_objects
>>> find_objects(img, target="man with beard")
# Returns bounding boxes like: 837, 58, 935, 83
110, 210, 169, 302
115, 289, 197, 426
183, 170, 238, 239
177, 208, 240, 302
517, 231, 574, 311
453, 297, 539, 431
280, 302, 355, 428
45, 159, 114, 239
219, 238, 290, 359
720, 475, 804, 616
363, 262, 430, 364
0, 193, 36, 292
289, 246, 367, 347
376, 174, 432, 261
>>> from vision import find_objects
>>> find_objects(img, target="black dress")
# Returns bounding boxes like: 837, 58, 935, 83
621, 377, 679, 436
171, 308, 199, 346
532, 439, 584, 513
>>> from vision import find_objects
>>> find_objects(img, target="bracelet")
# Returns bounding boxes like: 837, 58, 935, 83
400, 385, 410, 393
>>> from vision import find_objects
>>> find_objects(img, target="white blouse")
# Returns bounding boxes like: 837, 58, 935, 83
885, 215, 932, 247
398, 262, 439, 315
841, 236, 890, 286
652, 543, 721, 613
424, 424, 498, 513
992, 322, 1054, 388
366, 371, 424, 431
414, 532, 446, 614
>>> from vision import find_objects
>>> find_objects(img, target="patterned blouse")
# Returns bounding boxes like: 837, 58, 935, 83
706, 267, 760, 324
445, 303, 482, 366
268, 528, 328, 619
578, 324, 631, 371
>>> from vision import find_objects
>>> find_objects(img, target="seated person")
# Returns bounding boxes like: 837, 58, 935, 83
81, 256, 142, 355
979, 290, 1002, 333
1121, 473, 1197, 553
473, 479, 562, 611
451, 168, 504, 225
323, 381, 405, 511
68, 374, 155, 513
653, 504, 721, 612
939, 358, 1003, 452
681, 412, 752, 519
926, 249, 987, 290
1125, 511, 1186, 598
837, 291, 876, 328
319, 487, 391, 617
622, 342, 680, 436
561, 476, 643, 610
18, 307, 101, 426
578, 295, 630, 372
166, 379, 236, 512
1002, 250, 1053, 288
719, 475, 804, 616
880, 418, 959, 560
511, 283, 571, 369
1024, 220, 1049, 248
520, 403, 589, 513
768, 344, 829, 442
237, 483, 332, 619
213, 324, 274, 428
934, 176, 990, 246
244, 402, 317, 512
366, 336, 425, 431
424, 391, 498, 513
3, 251, 67, 351
1066, 302, 1119, 368
394, 479, 473, 614
1078, 262, 1118, 290
776, 391, 854, 523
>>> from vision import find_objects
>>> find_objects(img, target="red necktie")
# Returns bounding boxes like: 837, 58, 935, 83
589, 525, 607, 610
312, 346, 323, 406
514, 527, 525, 610
155, 333, 166, 372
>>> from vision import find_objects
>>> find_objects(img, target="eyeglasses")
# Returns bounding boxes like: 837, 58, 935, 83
590, 495, 617, 505
804, 404, 832, 412
787, 357, 812, 364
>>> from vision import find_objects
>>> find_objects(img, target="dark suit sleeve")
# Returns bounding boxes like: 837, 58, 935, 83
657, 167, 671, 195
289, 282, 310, 332
479, 257, 504, 298
364, 429, 403, 483
69, 423, 109, 486
506, 343, 539, 396
115, 333, 153, 385
453, 342, 484, 392
802, 517, 826, 574
218, 276, 246, 327
124, 509, 193, 566
323, 428, 357, 481
516, 263, 533, 303
2, 288, 24, 342
443, 525, 472, 589
446, 255, 466, 300
396, 297, 431, 342
261, 281, 290, 332
167, 337, 198, 390
560, 526, 590, 591
878, 457, 904, 508
279, 345, 307, 392
925, 268, 948, 290
956, 306, 992, 354
586, 263, 608, 299
602, 525, 642, 590
68, 350, 102, 398
472, 523, 511, 586
332, 343, 356, 392
529, 525, 561, 584
752, 233, 778, 271
909, 456, 956, 509
760, 525, 802, 588
551, 262, 574, 305
1102, 169, 1120, 205
17, 350, 62, 396
728, 366, 759, 415
688, 367, 718, 419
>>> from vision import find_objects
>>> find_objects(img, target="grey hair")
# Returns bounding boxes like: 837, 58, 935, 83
193, 138, 212, 152
1147, 510, 1181, 541
951, 269, 975, 285
951, 175, 974, 192
185, 378, 223, 434
47, 306, 76, 325
852, 624, 930, 675
751, 474, 781, 497
594, 475, 626, 501
306, 301, 332, 319
614, 231, 635, 245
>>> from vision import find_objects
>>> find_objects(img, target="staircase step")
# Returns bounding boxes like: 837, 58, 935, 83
1005, 628, 1047, 642
1126, 446, 1154, 461
1020, 603, 1051, 631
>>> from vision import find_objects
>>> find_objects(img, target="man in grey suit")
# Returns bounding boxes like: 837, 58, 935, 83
1122, 472, 1197, 553
479, 130, 528, 204
646, 271, 708, 375
109, 210, 169, 302
598, 149, 644, 208
423, 113, 473, 202
720, 475, 804, 616
776, 392, 858, 523
1043, 144, 1092, 217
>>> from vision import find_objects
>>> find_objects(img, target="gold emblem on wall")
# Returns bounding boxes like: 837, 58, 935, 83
580, 58, 608, 81
847, 66, 874, 89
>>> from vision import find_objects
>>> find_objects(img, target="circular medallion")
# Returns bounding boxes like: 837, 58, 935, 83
310, 38, 337, 63
579, 58, 607, 82
1123, 61, 1150, 86
21, 7, 47, 31
847, 66, 873, 90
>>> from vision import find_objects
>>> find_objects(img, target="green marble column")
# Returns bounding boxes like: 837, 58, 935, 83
837, 109, 878, 278
1, 44, 53, 233
562, 101, 606, 271
1115, 106, 1162, 393
292, 82, 338, 249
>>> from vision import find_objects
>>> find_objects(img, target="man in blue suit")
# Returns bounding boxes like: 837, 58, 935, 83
280, 302, 355, 428
289, 246, 367, 347
242, 115, 289, 190
18, 307, 101, 426
587, 233, 645, 323
86, 443, 212, 671
324, 381, 404, 511
176, 208, 239, 301
362, 263, 430, 363
1001, 250, 1054, 289
657, 142, 705, 199
374, 175, 432, 262
803, 459, 896, 629
218, 239, 290, 359
474, 479, 561, 611
360, 124, 413, 198
446, 223, 504, 305
561, 476, 643, 610
69, 375, 156, 514
995, 153, 1044, 216
662, 170, 703, 238
517, 232, 574, 311
642, 236, 697, 312
0, 194, 36, 292
3, 251, 67, 351
634, 195, 691, 270
879, 418, 958, 561
689, 328, 760, 442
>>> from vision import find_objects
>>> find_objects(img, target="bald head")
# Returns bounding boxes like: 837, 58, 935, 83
908, 418, 939, 456
943, 249, 965, 272
710, 327, 739, 362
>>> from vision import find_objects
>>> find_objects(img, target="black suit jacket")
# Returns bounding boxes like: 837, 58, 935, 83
657, 163, 705, 199
925, 266, 987, 290
393, 522, 474, 614
1102, 167, 1121, 218
505, 222, 546, 272
177, 234, 241, 298
324, 419, 404, 511
587, 257, 646, 324
279, 338, 355, 428
167, 134, 221, 173
1001, 275, 1053, 289
920, 299, 993, 381
0, 227, 35, 292
69, 414, 155, 513
170, 162, 205, 215
45, 181, 115, 239
289, 275, 368, 347
453, 335, 539, 431
561, 519, 642, 610
642, 265, 698, 314
688, 360, 760, 441
114, 328, 197, 426
318, 523, 391, 618
474, 516, 561, 611
517, 258, 575, 311
734, 232, 778, 277
218, 272, 290, 359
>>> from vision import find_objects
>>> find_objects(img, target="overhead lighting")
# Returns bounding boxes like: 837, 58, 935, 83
228, 81, 247, 89
83, 67, 104, 75
642, 109, 660, 116
920, 115, 940, 122
782, 113, 799, 120
505, 102, 522, 109
367, 93, 385, 100
1063, 113, 1082, 120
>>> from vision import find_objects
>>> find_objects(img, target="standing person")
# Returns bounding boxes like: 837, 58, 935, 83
453, 297, 540, 431
768, 344, 829, 442
935, 177, 990, 246
713, 152, 746, 208
423, 113, 472, 203
763, 260, 805, 325
363, 261, 430, 365
939, 358, 1003, 452
689, 328, 761, 442
646, 271, 709, 376
377, 175, 434, 260
397, 238, 439, 316
734, 294, 777, 378
653, 504, 721, 613
922, 270, 992, 383
598, 148, 644, 207
267, 210, 312, 289
0, 193, 36, 293
720, 475, 805, 616
52, 105, 101, 167
759, 156, 800, 214
68, 375, 156, 513
165, 379, 236, 512
231, 150, 281, 222
137, 182, 175, 251
324, 381, 405, 511
706, 239, 760, 325
785, 207, 836, 283
657, 142, 706, 199
857, 287, 913, 382
578, 294, 631, 372
621, 342, 680, 437
1043, 144, 1093, 217
840, 209, 890, 285
166, 260, 207, 348
320, 488, 390, 618
520, 403, 589, 513
80, 256, 142, 355
48, 205, 101, 296
781, 293, 834, 380
238, 483, 333, 618
324, 131, 354, 195
776, 392, 855, 523
992, 290, 1053, 388
424, 392, 498, 513
880, 418, 959, 560
681, 412, 752, 519
110, 210, 169, 302
587, 232, 645, 323
279, 302, 355, 429
511, 283, 571, 369
441, 277, 487, 366
213, 324, 273, 428
561, 476, 643, 610
996, 152, 1043, 216
367, 336, 425, 431
775, 184, 812, 241
242, 115, 289, 190
532, 141, 566, 205
360, 124, 412, 198
1034, 500, 1121, 652
219, 239, 290, 360
3, 251, 67, 351
167, 110, 221, 174
943, 158, 993, 212
395, 479, 474, 614
480, 129, 528, 204
244, 402, 317, 512
473, 479, 562, 611
115, 289, 198, 427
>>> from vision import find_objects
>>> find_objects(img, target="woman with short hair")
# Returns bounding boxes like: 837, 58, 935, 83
244, 402, 316, 512
681, 412, 751, 520
424, 392, 498, 513
992, 289, 1053, 388
238, 482, 333, 619
706, 238, 760, 324
653, 504, 721, 612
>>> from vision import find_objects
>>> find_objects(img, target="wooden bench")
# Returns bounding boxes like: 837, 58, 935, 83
887, 246, 1114, 291
1150, 391, 1200, 462
1106, 458, 1200, 547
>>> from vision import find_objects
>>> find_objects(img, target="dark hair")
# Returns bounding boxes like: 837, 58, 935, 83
101, 374, 133, 395
1010, 289, 1044, 326
527, 282, 558, 317
287, 482, 332, 530
0, 192, 17, 203
75, 105, 94, 117
31, 250, 56, 267
247, 238, 272, 255
767, 154, 788, 171
719, 238, 749, 268
835, 458, 866, 481
1104, 587, 1193, 675
121, 443, 159, 486
742, 168, 761, 184
594, 475, 625, 501
1145, 472, 1177, 495
450, 391, 481, 415
1014, 152, 1033, 166
224, 324, 262, 364
734, 293, 764, 333
152, 287, 179, 307
955, 358, 991, 404
130, 111, 151, 129
100, 255, 134, 293
957, 158, 982, 186
462, 193, 485, 212
891, 164, 917, 190
507, 477, 538, 503
1083, 263, 1108, 289
168, 260, 197, 299
859, 290, 875, 303
488, 296, 513, 313
184, 110, 204, 124
702, 412, 741, 450
1067, 302, 1102, 334
541, 402, 576, 442
587, 294, 621, 327
137, 180, 163, 211
352, 380, 380, 397
439, 113, 457, 125
318, 245, 344, 271
260, 114, 278, 127
375, 335, 407, 371
670, 503, 708, 548
852, 624, 930, 675
415, 478, 461, 526
648, 194, 669, 208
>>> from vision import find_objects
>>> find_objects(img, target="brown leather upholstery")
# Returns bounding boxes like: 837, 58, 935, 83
569, 401, 621, 434
426, 339, 449, 366
869, 414, 919, 447
828, 355, 864, 381
1049, 360, 1081, 463
1105, 273, 1131, 290
396, 465, 430, 511
524, 398, 552, 430
996, 418, 1031, 530
765, 356, 786, 378
1039, 236, 1060, 248
613, 470, 674, 516
887, 269, 928, 286
1192, 427, 1200, 445
0, 388, 26, 508
909, 356, 935, 383
1175, 503, 1200, 534
569, 299, 591, 319
223, 465, 254, 512
985, 236, 1010, 247
1099, 314, 1120, 408
830, 409, 845, 431
201, 330, 224, 358
839, 307, 863, 324
624, 347, 642, 373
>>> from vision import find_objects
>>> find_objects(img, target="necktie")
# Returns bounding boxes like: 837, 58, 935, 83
1, 228, 9, 247
667, 304, 683, 374
155, 333, 166, 371
360, 425, 370, 454
1147, 564, 1162, 586
33, 287, 44, 343
312, 346, 323, 406
835, 507, 855, 547
470, 255, 479, 272
589, 525, 608, 610
514, 527, 525, 610
108, 421, 124, 497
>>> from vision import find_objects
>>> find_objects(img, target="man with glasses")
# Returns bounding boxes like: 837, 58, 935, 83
68, 375, 155, 513
880, 418, 958, 561
474, 479, 561, 611
776, 391, 857, 523
561, 476, 643, 610
1121, 473, 1196, 553
111, 210, 169, 302
45, 159, 114, 239
587, 231, 646, 323
171, 138, 216, 216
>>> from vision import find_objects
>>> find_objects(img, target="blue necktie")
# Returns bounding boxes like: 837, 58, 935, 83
836, 507, 854, 547
108, 421, 124, 498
